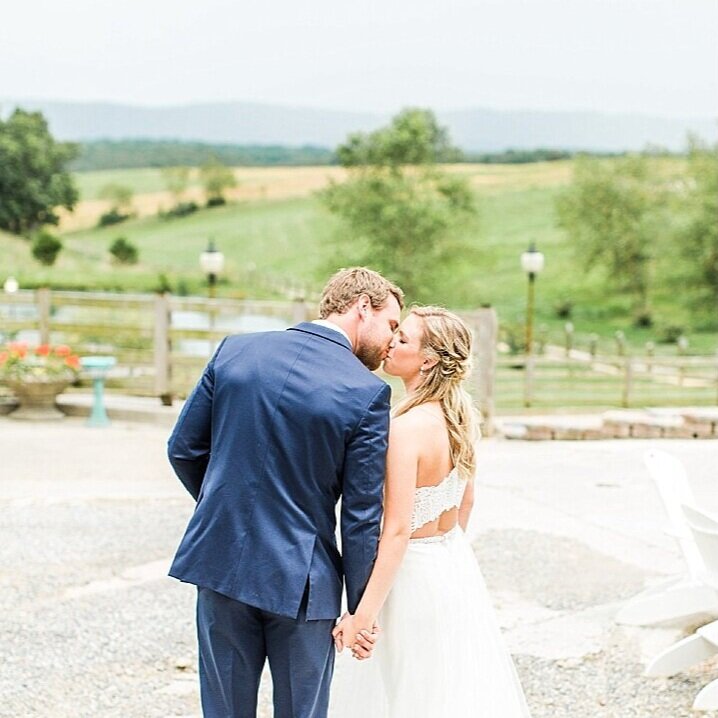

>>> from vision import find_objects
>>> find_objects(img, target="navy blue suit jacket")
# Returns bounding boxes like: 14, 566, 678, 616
168, 322, 390, 620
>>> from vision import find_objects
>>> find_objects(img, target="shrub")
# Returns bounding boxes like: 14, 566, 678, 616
31, 231, 63, 266
176, 278, 191, 296
161, 201, 199, 219
658, 325, 685, 344
206, 196, 226, 208
633, 310, 653, 328
553, 299, 573, 319
153, 273, 173, 294
98, 208, 130, 227
109, 237, 139, 265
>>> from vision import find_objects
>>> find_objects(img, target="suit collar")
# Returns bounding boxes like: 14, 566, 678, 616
288, 322, 353, 352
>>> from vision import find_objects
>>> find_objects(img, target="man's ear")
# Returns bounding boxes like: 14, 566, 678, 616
356, 294, 371, 319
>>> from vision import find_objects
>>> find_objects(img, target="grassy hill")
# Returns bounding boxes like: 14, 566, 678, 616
2, 159, 715, 354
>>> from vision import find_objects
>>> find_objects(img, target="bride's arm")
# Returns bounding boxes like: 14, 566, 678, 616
334, 417, 417, 651
458, 478, 474, 532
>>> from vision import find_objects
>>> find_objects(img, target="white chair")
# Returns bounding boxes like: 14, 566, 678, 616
646, 513, 718, 711
616, 450, 718, 627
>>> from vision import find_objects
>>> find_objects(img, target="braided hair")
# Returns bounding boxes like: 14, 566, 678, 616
392, 306, 481, 481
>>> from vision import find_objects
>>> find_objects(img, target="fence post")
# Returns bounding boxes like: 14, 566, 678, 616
292, 297, 310, 324
473, 308, 498, 437
153, 292, 172, 406
36, 287, 51, 344
622, 357, 633, 408
564, 322, 574, 357
615, 330, 626, 356
645, 341, 655, 374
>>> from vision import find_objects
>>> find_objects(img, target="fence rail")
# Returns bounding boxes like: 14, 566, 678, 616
496, 351, 718, 411
2, 289, 716, 421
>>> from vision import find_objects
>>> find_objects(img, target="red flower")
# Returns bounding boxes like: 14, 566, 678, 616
0, 351, 8, 365
54, 345, 72, 357
8, 341, 28, 358
35, 344, 51, 356
65, 355, 80, 370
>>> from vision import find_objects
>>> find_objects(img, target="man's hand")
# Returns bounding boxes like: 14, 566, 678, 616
332, 614, 381, 660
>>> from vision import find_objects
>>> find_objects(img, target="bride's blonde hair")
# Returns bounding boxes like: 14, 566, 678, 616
393, 306, 481, 481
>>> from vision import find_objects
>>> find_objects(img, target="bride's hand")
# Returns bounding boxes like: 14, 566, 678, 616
332, 614, 381, 659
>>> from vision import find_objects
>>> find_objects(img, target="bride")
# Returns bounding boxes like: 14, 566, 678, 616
330, 306, 532, 717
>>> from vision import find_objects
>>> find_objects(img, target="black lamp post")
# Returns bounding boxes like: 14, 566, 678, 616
520, 242, 545, 356
199, 241, 225, 354
199, 240, 225, 299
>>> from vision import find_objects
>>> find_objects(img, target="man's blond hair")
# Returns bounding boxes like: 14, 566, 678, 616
318, 267, 404, 318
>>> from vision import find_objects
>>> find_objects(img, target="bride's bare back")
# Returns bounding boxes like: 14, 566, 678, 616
392, 401, 473, 540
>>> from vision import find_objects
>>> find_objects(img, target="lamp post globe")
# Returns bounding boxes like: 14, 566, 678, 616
4, 276, 19, 294
199, 240, 225, 298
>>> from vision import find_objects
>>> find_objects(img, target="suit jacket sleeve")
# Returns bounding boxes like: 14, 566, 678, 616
341, 382, 391, 614
167, 338, 227, 500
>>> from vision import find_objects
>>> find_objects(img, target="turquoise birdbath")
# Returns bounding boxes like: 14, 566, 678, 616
81, 356, 117, 427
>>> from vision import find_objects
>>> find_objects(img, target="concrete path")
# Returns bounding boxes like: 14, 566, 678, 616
2, 417, 718, 716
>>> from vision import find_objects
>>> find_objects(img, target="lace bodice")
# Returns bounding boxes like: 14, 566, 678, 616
410, 468, 467, 533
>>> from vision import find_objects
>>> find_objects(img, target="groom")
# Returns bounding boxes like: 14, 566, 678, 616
167, 267, 403, 718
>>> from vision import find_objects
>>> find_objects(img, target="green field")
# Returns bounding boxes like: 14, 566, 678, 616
2, 160, 716, 354
73, 168, 202, 200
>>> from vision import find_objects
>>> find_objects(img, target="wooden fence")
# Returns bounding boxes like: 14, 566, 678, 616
496, 351, 718, 411
3, 289, 714, 423
0, 289, 499, 432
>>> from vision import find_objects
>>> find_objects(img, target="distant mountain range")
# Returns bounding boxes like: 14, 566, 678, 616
2, 99, 715, 152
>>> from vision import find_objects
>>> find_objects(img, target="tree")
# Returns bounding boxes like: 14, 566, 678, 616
0, 109, 79, 235
161, 166, 191, 202
200, 157, 237, 206
31, 230, 63, 266
109, 237, 139, 265
100, 183, 133, 212
678, 138, 718, 311
320, 109, 476, 301
555, 155, 664, 320
98, 183, 134, 226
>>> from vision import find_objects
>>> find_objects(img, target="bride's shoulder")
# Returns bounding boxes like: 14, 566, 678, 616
390, 403, 443, 433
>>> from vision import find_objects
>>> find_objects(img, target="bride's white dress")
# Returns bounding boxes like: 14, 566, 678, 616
329, 468, 532, 717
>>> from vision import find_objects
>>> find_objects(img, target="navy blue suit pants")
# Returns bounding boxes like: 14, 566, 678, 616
196, 584, 336, 718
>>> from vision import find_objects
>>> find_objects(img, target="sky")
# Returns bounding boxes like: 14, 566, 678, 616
1, 0, 716, 118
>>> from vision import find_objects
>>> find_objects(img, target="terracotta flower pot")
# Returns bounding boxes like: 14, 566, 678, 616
6, 378, 71, 421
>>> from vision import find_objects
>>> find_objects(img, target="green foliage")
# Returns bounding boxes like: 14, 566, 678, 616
200, 158, 237, 203
99, 182, 133, 210
153, 273, 173, 294
161, 166, 191, 201
468, 148, 575, 164
677, 138, 718, 307
337, 108, 462, 168
98, 208, 131, 227
556, 155, 666, 316
0, 109, 79, 235
31, 230, 63, 266
161, 201, 199, 219
70, 140, 335, 171
321, 109, 476, 301
109, 237, 139, 265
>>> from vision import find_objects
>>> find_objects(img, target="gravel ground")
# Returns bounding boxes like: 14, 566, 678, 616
2, 418, 718, 717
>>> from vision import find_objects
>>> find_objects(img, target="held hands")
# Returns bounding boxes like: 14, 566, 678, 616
332, 613, 381, 660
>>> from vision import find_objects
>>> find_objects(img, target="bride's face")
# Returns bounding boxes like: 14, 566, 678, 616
382, 313, 425, 378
